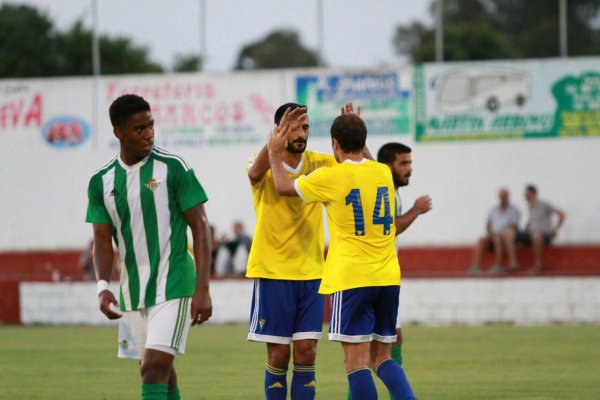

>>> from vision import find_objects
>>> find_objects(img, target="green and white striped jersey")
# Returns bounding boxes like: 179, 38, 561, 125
86, 146, 208, 311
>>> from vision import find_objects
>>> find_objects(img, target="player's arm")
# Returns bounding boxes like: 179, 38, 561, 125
92, 223, 122, 320
340, 102, 373, 160
267, 119, 298, 196
184, 203, 213, 325
395, 195, 432, 235
552, 206, 566, 237
248, 107, 308, 186
247, 144, 270, 186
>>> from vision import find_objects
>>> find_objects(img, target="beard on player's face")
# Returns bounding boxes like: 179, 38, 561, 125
286, 137, 307, 154
393, 170, 410, 188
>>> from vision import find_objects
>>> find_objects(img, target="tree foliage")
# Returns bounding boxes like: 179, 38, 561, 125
173, 54, 203, 72
393, 0, 600, 62
0, 5, 59, 77
0, 4, 163, 78
235, 30, 320, 70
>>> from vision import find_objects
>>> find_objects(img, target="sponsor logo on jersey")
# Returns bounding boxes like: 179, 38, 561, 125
145, 178, 160, 192
41, 116, 90, 148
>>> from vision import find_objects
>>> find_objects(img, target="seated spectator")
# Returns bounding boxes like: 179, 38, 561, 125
516, 184, 566, 274
214, 221, 253, 278
78, 239, 95, 281
209, 224, 220, 276
469, 188, 520, 275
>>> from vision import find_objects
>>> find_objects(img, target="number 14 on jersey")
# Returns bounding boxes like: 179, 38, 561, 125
345, 187, 393, 236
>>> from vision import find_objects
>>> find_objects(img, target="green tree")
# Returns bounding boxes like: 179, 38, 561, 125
0, 4, 163, 78
235, 30, 320, 70
54, 21, 163, 75
0, 4, 59, 77
173, 53, 203, 72
394, 0, 600, 62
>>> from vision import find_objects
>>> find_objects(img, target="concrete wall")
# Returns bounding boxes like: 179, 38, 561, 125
20, 278, 600, 326
1, 60, 599, 252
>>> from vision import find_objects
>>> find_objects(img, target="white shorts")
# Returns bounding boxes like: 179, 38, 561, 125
395, 288, 402, 329
118, 297, 192, 360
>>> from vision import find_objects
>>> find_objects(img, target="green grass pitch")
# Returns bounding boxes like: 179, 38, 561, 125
1, 323, 599, 399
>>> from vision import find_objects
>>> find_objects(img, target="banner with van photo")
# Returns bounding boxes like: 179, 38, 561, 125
415, 57, 600, 142
293, 68, 413, 137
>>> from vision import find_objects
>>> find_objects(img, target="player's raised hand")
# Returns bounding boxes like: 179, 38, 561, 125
268, 121, 289, 155
98, 290, 123, 320
278, 107, 306, 131
191, 289, 212, 326
340, 102, 361, 116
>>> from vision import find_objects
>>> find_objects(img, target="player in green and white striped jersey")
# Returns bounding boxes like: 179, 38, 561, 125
86, 94, 212, 400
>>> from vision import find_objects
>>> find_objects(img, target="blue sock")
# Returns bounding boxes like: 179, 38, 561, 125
375, 359, 416, 400
265, 364, 287, 400
291, 363, 316, 400
347, 368, 377, 400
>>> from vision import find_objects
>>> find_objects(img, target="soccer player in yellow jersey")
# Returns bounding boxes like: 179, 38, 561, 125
267, 113, 416, 400
245, 103, 334, 400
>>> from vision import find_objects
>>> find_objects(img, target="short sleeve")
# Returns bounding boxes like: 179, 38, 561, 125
85, 174, 112, 224
175, 166, 208, 211
295, 167, 332, 204
246, 153, 257, 173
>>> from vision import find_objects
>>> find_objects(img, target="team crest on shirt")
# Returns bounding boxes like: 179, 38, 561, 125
119, 339, 129, 351
259, 318, 266, 329
145, 178, 160, 192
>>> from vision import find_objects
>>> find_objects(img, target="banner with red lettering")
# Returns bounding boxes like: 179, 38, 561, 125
0, 78, 92, 149
99, 72, 281, 148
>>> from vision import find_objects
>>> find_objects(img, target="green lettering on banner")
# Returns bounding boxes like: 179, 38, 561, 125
428, 115, 484, 132
551, 71, 600, 137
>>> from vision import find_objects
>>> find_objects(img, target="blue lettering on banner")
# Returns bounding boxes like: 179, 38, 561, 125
297, 72, 409, 102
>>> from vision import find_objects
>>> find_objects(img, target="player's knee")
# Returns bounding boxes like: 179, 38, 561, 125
293, 340, 317, 364
267, 344, 291, 368
140, 360, 172, 384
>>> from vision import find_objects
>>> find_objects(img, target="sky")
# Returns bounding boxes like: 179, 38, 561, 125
8, 0, 432, 71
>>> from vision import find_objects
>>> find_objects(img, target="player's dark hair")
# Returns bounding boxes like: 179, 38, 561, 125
330, 114, 367, 153
109, 94, 151, 128
526, 184, 537, 194
377, 142, 412, 164
274, 102, 306, 124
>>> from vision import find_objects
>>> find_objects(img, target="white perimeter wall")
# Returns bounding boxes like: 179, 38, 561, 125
20, 278, 600, 326
1, 63, 599, 251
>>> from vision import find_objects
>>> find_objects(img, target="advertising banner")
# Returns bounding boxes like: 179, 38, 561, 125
294, 68, 412, 137
415, 57, 600, 141
0, 78, 93, 149
100, 72, 282, 148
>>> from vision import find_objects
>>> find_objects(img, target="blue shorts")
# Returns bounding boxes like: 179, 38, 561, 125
329, 286, 399, 343
248, 278, 325, 344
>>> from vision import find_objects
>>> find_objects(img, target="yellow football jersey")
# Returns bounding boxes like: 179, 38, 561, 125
295, 159, 401, 294
245, 150, 336, 280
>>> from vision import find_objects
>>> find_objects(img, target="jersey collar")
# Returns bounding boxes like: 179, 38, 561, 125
343, 158, 368, 165
283, 153, 305, 175
117, 152, 151, 171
